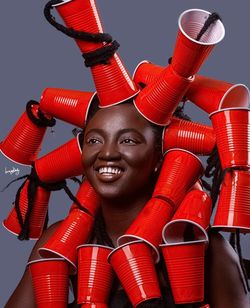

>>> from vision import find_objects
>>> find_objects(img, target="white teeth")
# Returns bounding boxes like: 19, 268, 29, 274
98, 167, 122, 175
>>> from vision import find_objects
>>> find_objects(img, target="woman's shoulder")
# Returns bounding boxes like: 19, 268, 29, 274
205, 231, 250, 308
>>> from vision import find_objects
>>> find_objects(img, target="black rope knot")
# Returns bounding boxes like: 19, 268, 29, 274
26, 100, 56, 127
82, 40, 120, 67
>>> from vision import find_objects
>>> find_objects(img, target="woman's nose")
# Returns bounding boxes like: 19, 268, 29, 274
98, 142, 121, 161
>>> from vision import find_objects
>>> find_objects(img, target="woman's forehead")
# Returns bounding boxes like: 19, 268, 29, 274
85, 103, 152, 132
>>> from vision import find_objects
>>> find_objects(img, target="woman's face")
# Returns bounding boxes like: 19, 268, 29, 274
82, 104, 161, 201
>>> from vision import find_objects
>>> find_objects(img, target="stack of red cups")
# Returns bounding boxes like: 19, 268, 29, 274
161, 190, 212, 305
209, 87, 250, 232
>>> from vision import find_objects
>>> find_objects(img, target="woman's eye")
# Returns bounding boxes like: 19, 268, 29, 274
86, 138, 102, 144
120, 138, 138, 145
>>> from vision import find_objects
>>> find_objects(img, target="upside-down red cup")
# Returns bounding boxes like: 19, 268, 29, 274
35, 132, 84, 183
40, 88, 97, 128
213, 170, 250, 233
133, 60, 164, 88
54, 0, 139, 107
118, 198, 174, 263
77, 244, 114, 304
162, 190, 212, 244
134, 65, 194, 125
3, 179, 51, 239
81, 304, 108, 308
185, 75, 250, 113
39, 208, 94, 274
163, 117, 216, 156
161, 241, 206, 304
108, 241, 161, 307
28, 258, 69, 308
209, 108, 250, 169
153, 149, 204, 209
171, 9, 225, 78
0, 103, 47, 166
70, 180, 100, 216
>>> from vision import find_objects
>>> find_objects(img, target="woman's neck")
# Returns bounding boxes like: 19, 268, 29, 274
100, 192, 151, 246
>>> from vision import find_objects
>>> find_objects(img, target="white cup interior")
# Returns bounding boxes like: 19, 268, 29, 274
179, 9, 225, 45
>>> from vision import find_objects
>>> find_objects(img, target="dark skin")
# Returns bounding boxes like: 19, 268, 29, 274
5, 104, 250, 308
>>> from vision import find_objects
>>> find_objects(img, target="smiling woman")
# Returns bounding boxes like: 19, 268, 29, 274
2, 1, 250, 307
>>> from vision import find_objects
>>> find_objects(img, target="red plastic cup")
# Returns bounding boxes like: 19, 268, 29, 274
35, 133, 84, 183
3, 179, 51, 239
77, 244, 114, 304
213, 170, 250, 233
28, 258, 69, 308
40, 88, 96, 128
0, 103, 47, 166
171, 9, 225, 78
81, 304, 108, 308
134, 65, 194, 125
153, 149, 204, 209
70, 180, 100, 216
133, 60, 164, 88
118, 198, 174, 263
161, 241, 206, 304
162, 190, 212, 244
200, 305, 210, 308
209, 108, 250, 169
186, 75, 249, 113
108, 241, 161, 307
54, 0, 139, 107
39, 208, 94, 274
163, 117, 216, 156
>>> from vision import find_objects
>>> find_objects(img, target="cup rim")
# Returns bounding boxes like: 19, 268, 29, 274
159, 238, 207, 247
52, 0, 73, 7
132, 59, 151, 80
27, 257, 65, 266
38, 247, 77, 274
163, 148, 204, 170
209, 106, 250, 118
0, 143, 33, 167
178, 8, 225, 46
107, 239, 144, 262
162, 219, 209, 244
116, 235, 160, 263
2, 221, 38, 240
77, 243, 113, 250
218, 83, 250, 110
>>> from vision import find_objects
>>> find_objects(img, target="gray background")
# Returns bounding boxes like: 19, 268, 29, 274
0, 1, 249, 306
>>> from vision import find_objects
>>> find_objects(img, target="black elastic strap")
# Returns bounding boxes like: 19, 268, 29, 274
196, 12, 221, 41
26, 100, 56, 127
44, 0, 119, 67
44, 0, 112, 43
82, 40, 120, 67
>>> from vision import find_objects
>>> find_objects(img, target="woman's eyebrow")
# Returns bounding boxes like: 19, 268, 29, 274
119, 128, 146, 140
85, 128, 104, 135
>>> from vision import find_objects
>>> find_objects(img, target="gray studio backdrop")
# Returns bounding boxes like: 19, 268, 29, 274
0, 1, 249, 305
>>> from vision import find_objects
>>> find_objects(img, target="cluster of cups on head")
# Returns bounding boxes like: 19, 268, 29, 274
1, 0, 250, 307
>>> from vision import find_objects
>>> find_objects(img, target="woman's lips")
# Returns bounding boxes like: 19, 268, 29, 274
95, 166, 124, 182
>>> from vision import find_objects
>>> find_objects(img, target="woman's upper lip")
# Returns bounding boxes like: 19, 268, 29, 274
94, 163, 125, 171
